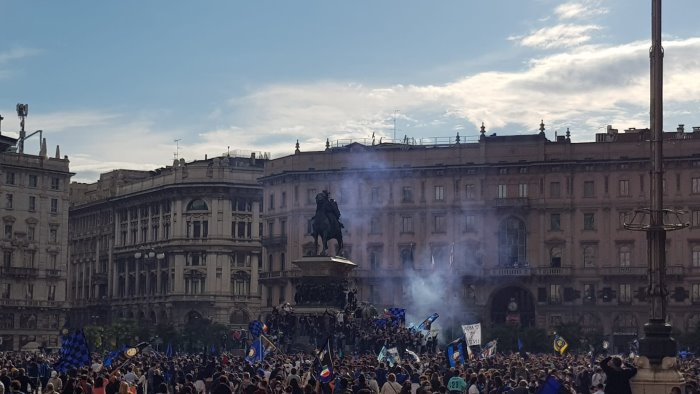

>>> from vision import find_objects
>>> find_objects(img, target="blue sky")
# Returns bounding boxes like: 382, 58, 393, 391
2, 0, 700, 182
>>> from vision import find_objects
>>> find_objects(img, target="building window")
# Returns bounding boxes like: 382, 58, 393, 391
280, 191, 286, 208
549, 284, 561, 304
369, 216, 381, 234
619, 180, 630, 196
50, 177, 60, 190
583, 181, 595, 198
371, 187, 381, 203
692, 284, 700, 303
400, 216, 413, 234
583, 284, 595, 303
3, 251, 11, 267
550, 182, 561, 198
693, 178, 700, 194
369, 250, 381, 270
515, 184, 525, 199
28, 196, 36, 211
187, 220, 209, 239
692, 246, 700, 267
5, 194, 12, 209
5, 172, 15, 185
28, 175, 37, 188
619, 245, 632, 267
0, 284, 9, 299
48, 285, 56, 301
497, 184, 507, 199
465, 214, 476, 232
402, 186, 413, 202
583, 213, 595, 230
50, 198, 58, 214
49, 254, 57, 269
49, 228, 57, 243
433, 214, 446, 233
25, 284, 34, 299
550, 213, 561, 231
465, 184, 476, 200
268, 194, 275, 211
434, 186, 444, 201
619, 284, 632, 304
550, 246, 563, 268
499, 168, 508, 175
185, 277, 205, 294
186, 199, 208, 211
583, 245, 597, 268
619, 211, 631, 228
27, 225, 35, 241
4, 224, 12, 239
498, 216, 527, 267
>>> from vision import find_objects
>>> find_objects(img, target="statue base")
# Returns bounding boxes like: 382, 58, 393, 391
630, 356, 685, 394
291, 256, 357, 309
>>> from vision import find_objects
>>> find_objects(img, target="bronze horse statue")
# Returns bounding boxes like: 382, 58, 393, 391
311, 191, 344, 256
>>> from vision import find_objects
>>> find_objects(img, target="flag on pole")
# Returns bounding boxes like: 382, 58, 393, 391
315, 337, 335, 384
245, 338, 265, 364
248, 320, 265, 337
416, 313, 439, 331
461, 323, 482, 346
103, 344, 128, 368
405, 349, 420, 363
446, 339, 466, 368
481, 339, 497, 358
553, 335, 569, 355
55, 330, 91, 372
517, 337, 524, 352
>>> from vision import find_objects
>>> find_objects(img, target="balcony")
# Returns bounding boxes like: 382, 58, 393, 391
261, 235, 288, 248
0, 299, 62, 308
45, 269, 61, 278
0, 266, 37, 278
485, 267, 532, 277
489, 197, 530, 209
534, 267, 572, 276
600, 266, 647, 276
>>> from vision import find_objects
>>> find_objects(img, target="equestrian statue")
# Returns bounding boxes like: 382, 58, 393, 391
311, 190, 344, 256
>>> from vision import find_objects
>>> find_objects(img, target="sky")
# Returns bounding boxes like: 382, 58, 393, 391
2, 0, 700, 182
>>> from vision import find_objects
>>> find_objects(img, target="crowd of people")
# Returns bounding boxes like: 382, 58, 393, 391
1, 349, 699, 394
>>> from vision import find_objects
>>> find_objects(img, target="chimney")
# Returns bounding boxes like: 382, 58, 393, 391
55, 145, 60, 159
250, 152, 256, 165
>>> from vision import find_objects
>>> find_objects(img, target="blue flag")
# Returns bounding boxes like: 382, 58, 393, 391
248, 320, 267, 337
103, 344, 128, 368
416, 313, 439, 331
446, 339, 466, 368
539, 376, 562, 394
245, 338, 265, 364
55, 330, 91, 372
386, 308, 406, 326
315, 337, 335, 384
517, 337, 523, 352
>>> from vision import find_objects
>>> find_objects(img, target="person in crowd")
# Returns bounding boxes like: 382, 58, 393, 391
380, 374, 402, 394
599, 356, 637, 394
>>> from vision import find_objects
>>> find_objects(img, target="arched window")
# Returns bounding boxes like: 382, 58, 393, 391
230, 310, 250, 325
186, 199, 208, 211
498, 216, 527, 267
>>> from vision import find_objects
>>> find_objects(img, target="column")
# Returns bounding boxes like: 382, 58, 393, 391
174, 253, 185, 293
250, 252, 260, 296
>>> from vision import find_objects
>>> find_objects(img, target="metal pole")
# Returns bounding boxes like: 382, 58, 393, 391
638, 0, 676, 364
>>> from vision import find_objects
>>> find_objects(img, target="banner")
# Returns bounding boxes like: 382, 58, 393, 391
462, 323, 482, 346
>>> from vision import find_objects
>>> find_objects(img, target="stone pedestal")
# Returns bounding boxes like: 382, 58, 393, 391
291, 256, 357, 310
630, 356, 685, 394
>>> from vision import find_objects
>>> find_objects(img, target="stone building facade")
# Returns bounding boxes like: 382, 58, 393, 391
260, 125, 700, 348
68, 155, 266, 330
0, 135, 72, 351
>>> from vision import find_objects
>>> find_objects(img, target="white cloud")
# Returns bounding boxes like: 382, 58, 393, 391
202, 37, 700, 152
513, 24, 601, 49
0, 47, 41, 79
554, 1, 608, 20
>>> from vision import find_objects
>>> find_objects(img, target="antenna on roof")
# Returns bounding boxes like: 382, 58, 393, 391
393, 110, 400, 142
174, 139, 181, 161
